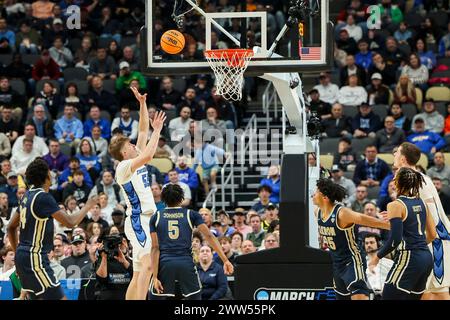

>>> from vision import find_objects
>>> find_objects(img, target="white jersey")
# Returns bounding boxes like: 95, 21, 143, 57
115, 159, 157, 217
419, 172, 450, 291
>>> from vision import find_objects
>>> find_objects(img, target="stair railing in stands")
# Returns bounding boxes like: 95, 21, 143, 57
240, 113, 257, 185
202, 187, 216, 217
221, 153, 235, 211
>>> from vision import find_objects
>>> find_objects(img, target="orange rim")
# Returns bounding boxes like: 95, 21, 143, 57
204, 49, 254, 67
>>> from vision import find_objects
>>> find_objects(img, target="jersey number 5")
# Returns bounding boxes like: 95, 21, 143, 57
168, 220, 180, 240
322, 236, 336, 250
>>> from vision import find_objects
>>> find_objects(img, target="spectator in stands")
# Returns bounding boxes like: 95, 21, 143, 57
61, 234, 91, 277
394, 74, 417, 105
99, 192, 116, 223
438, 22, 450, 58
351, 103, 382, 138
0, 77, 26, 122
340, 54, 367, 87
367, 73, 390, 106
199, 207, 213, 230
119, 79, 149, 111
52, 237, 67, 264
156, 76, 182, 122
263, 232, 280, 250
216, 210, 235, 238
42, 18, 68, 48
415, 38, 436, 70
0, 172, 18, 208
333, 137, 358, 171
115, 61, 147, 91
62, 169, 90, 205
313, 72, 340, 105
355, 39, 372, 71
86, 76, 119, 115
230, 232, 243, 255
407, 117, 446, 159
368, 53, 397, 87
375, 115, 406, 153
215, 236, 237, 267
308, 89, 332, 120
0, 159, 11, 186
83, 105, 111, 139
260, 165, 280, 204
31, 104, 54, 141
164, 169, 192, 208
389, 103, 412, 134
96, 6, 121, 44
15, 20, 41, 54
251, 185, 273, 216
88, 47, 117, 81
10, 138, 39, 175
32, 0, 54, 20
12, 123, 49, 157
0, 246, 15, 280
336, 29, 357, 55
394, 21, 412, 45
342, 14, 363, 42
30, 50, 63, 93
151, 184, 165, 212
74, 36, 96, 70
262, 204, 279, 231
377, 179, 397, 212
427, 152, 450, 186
0, 106, 18, 145
54, 104, 83, 149
383, 37, 406, 71
211, 86, 237, 129
107, 39, 122, 63
246, 213, 266, 248
0, 18, 14, 47
353, 145, 391, 188
49, 35, 73, 69
43, 138, 69, 175
232, 208, 252, 240
179, 86, 199, 116
111, 105, 138, 142
322, 103, 352, 139
356, 202, 386, 246
0, 132, 11, 160
412, 99, 445, 134
241, 240, 257, 254
338, 74, 368, 107
401, 53, 429, 92
197, 245, 229, 300
155, 136, 176, 162
169, 106, 192, 142
87, 203, 109, 230
32, 80, 64, 119
193, 140, 227, 194
350, 185, 369, 213
85, 125, 108, 163
330, 164, 356, 200
432, 177, 450, 218
4, 53, 32, 84
120, 46, 139, 71
173, 155, 199, 195
76, 138, 102, 183
201, 107, 227, 138
58, 157, 93, 190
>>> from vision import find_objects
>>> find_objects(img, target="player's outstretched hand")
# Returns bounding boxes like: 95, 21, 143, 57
131, 86, 147, 104
378, 211, 389, 222
223, 261, 234, 276
150, 111, 167, 133
85, 196, 99, 209
368, 255, 379, 274
153, 278, 164, 294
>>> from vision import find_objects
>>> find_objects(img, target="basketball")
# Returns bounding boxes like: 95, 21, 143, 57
160, 29, 185, 54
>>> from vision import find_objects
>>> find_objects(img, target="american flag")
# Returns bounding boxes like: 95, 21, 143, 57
299, 47, 321, 60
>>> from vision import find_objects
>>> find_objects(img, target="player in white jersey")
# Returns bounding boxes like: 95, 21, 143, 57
109, 87, 166, 300
393, 142, 450, 300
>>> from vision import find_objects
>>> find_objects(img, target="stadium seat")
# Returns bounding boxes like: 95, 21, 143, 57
121, 36, 136, 47
63, 67, 88, 81
103, 79, 116, 94
377, 153, 394, 166
130, 111, 139, 120
426, 87, 450, 102
435, 102, 447, 117
444, 153, 450, 167
149, 158, 173, 173
343, 105, 358, 118
36, 79, 60, 94
21, 54, 40, 66
351, 137, 376, 156
319, 138, 340, 155
0, 54, 12, 66
401, 103, 418, 120
65, 80, 88, 95
100, 110, 111, 122
367, 186, 380, 201
417, 153, 428, 170
372, 105, 388, 120
9, 79, 26, 96
415, 87, 423, 107
319, 155, 333, 170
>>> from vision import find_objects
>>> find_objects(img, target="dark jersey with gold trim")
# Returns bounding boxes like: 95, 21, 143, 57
396, 196, 429, 251
18, 188, 60, 254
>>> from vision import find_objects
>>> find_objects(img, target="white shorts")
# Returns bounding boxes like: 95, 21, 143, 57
125, 215, 152, 272
426, 240, 450, 293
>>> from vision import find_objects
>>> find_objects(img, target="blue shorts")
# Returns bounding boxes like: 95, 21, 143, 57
202, 165, 220, 180
15, 249, 64, 300
151, 256, 201, 298
384, 249, 433, 297
333, 258, 369, 299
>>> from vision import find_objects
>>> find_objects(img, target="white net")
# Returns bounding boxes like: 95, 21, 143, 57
204, 49, 254, 101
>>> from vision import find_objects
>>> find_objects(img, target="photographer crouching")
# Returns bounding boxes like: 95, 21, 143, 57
95, 233, 133, 300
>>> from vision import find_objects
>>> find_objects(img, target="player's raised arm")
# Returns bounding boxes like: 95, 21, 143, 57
338, 207, 390, 230
131, 86, 150, 152
197, 224, 234, 275
53, 196, 99, 228
130, 110, 166, 173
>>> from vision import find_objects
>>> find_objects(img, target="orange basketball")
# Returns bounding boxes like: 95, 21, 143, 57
160, 30, 185, 55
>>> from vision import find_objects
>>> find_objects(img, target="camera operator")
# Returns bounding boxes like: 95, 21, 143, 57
95, 234, 133, 300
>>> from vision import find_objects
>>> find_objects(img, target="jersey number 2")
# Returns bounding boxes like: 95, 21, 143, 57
168, 220, 180, 240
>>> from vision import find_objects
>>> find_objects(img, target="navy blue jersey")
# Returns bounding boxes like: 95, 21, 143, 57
396, 196, 429, 251
18, 188, 60, 254
317, 204, 363, 266
150, 207, 204, 259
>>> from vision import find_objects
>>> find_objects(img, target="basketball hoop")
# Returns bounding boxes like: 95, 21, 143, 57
204, 49, 254, 101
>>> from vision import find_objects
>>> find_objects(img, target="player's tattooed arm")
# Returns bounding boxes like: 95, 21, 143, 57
338, 207, 390, 230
